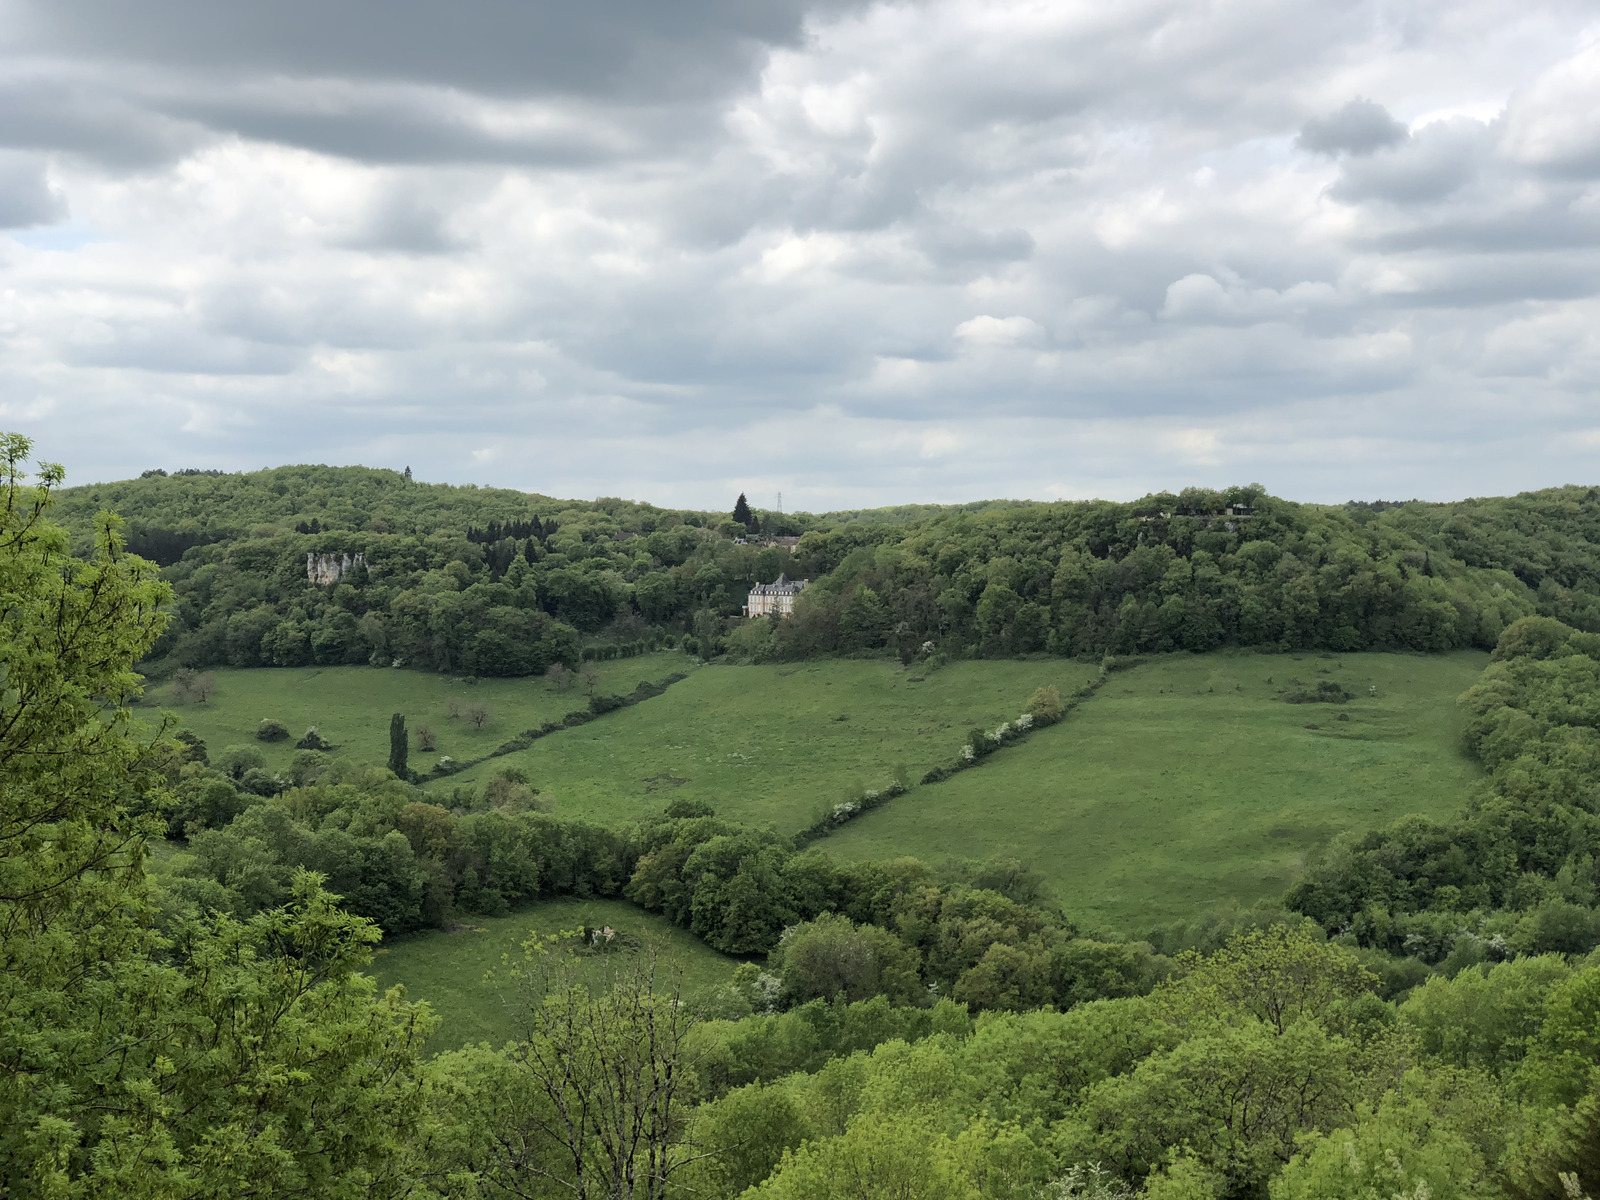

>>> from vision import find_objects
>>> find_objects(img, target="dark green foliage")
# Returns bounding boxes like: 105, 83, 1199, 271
1280, 679, 1351, 703
296, 725, 334, 751
52, 469, 1600, 679
733, 492, 756, 532
256, 718, 290, 741
388, 712, 408, 778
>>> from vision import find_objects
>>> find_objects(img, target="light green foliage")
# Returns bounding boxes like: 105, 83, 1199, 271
432, 658, 1100, 832
1155, 924, 1379, 1033
1271, 1084, 1498, 1200
769, 912, 924, 1005
827, 651, 1486, 928
0, 436, 435, 1197
426, 947, 701, 1200
1052, 927, 1391, 1195
1140, 1155, 1223, 1199
1401, 955, 1573, 1077
1513, 965, 1600, 1107
748, 1112, 1046, 1200
138, 652, 692, 773
690, 994, 973, 1100
1057, 1019, 1363, 1193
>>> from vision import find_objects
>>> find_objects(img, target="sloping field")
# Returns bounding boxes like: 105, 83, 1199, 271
367, 897, 736, 1051
823, 650, 1489, 933
135, 651, 696, 772
424, 659, 1101, 833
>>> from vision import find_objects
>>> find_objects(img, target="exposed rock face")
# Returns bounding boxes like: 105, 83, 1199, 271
306, 552, 364, 586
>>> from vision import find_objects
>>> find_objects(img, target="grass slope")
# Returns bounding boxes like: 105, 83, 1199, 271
425, 660, 1101, 833
367, 897, 735, 1051
823, 650, 1489, 932
135, 652, 697, 772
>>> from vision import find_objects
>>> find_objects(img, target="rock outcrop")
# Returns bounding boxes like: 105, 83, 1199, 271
306, 552, 364, 586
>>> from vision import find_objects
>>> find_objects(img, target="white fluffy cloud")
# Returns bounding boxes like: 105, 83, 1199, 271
2, 0, 1599, 506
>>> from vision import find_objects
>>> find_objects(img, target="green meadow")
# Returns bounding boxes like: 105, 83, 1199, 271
823, 650, 1489, 933
144, 647, 1491, 939
367, 897, 736, 1051
424, 659, 1102, 833
137, 651, 697, 772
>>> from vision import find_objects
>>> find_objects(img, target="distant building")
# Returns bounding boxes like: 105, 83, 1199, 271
745, 573, 809, 618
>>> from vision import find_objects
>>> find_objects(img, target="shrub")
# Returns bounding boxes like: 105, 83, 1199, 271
295, 726, 335, 751
216, 744, 265, 780
1281, 680, 1351, 704
170, 668, 217, 704
173, 729, 209, 764
238, 766, 281, 797
1026, 685, 1065, 723
256, 718, 290, 743
483, 767, 541, 811
289, 750, 328, 787
415, 723, 437, 751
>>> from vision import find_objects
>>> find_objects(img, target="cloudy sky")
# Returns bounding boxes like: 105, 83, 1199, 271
1, 0, 1597, 510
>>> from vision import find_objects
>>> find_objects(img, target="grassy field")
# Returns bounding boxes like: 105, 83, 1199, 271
138, 648, 1493, 939
134, 652, 697, 773
823, 650, 1489, 933
424, 659, 1102, 833
367, 897, 736, 1051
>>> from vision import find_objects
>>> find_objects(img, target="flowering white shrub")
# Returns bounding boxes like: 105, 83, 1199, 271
754, 971, 783, 1013
831, 801, 858, 821
1016, 712, 1034, 730
993, 722, 1011, 740
863, 789, 879, 801
960, 744, 976, 762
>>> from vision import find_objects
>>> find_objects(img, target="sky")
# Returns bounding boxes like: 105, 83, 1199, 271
1, 0, 1598, 511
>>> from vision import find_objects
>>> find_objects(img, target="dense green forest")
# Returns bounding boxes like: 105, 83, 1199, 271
49, 465, 1600, 677
13, 439, 1600, 1198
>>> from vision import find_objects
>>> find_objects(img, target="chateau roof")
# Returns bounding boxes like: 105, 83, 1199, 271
749, 573, 808, 596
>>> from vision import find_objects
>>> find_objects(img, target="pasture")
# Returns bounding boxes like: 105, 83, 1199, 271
136, 652, 696, 772
424, 659, 1102, 833
367, 897, 736, 1051
822, 650, 1489, 933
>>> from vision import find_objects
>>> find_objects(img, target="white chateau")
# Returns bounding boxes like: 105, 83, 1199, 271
745, 573, 809, 618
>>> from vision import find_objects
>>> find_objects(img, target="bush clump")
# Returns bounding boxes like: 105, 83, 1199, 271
1281, 680, 1351, 704
256, 718, 290, 742
296, 726, 335, 751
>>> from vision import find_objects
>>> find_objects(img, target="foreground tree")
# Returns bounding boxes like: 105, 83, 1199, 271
429, 938, 707, 1199
0, 434, 434, 1197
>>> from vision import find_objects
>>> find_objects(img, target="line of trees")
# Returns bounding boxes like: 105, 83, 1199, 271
47, 468, 1600, 679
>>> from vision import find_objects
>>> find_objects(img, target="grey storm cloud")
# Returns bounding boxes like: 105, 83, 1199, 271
1297, 99, 1410, 156
2, 0, 1600, 509
0, 152, 64, 227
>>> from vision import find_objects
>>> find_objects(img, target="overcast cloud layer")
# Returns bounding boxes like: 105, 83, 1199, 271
2, 0, 1598, 509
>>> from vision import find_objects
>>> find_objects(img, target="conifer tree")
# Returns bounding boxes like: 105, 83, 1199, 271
389, 712, 409, 778
732, 492, 756, 532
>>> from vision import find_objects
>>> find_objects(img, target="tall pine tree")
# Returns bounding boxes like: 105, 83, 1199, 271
732, 492, 756, 533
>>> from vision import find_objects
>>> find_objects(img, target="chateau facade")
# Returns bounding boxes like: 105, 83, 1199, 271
745, 573, 808, 618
